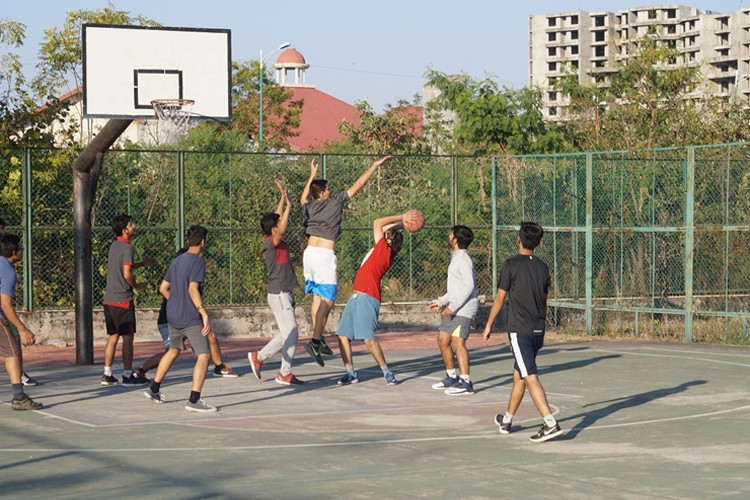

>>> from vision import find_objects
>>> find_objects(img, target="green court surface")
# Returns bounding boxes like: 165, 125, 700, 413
2, 339, 750, 499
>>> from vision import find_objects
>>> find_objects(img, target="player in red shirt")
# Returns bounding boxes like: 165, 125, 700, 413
334, 212, 417, 386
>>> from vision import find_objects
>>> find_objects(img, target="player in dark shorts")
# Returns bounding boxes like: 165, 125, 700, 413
482, 222, 563, 443
101, 215, 156, 386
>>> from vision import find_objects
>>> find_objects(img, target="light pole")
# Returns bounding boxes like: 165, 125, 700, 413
732, 71, 750, 105
259, 42, 291, 149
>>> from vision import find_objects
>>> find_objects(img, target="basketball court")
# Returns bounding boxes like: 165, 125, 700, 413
2, 335, 749, 498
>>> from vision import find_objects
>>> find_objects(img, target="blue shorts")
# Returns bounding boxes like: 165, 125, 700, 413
508, 332, 544, 378
303, 246, 338, 301
336, 293, 380, 340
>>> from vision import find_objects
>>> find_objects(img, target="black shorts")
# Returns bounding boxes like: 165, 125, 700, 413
104, 303, 136, 336
508, 332, 544, 378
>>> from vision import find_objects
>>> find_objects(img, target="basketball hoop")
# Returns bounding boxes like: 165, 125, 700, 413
150, 99, 195, 144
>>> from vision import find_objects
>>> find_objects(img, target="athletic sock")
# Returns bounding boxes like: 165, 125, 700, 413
446, 369, 457, 378
215, 363, 225, 371
345, 364, 355, 374
503, 412, 514, 424
380, 364, 390, 374
543, 415, 557, 428
311, 338, 321, 346
122, 370, 132, 379
150, 381, 161, 394
459, 374, 471, 382
12, 383, 24, 399
103, 366, 112, 377
189, 391, 201, 404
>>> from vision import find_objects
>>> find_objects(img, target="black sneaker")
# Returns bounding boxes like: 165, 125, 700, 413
143, 389, 166, 404
21, 371, 39, 387
494, 413, 511, 435
304, 340, 325, 367
101, 374, 119, 386
122, 374, 149, 386
529, 422, 563, 443
431, 375, 458, 390
11, 393, 43, 411
319, 338, 333, 355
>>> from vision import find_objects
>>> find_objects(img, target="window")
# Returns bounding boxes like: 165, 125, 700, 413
548, 32, 556, 42
571, 45, 579, 55
548, 106, 557, 116
571, 15, 579, 25
548, 17, 556, 27
548, 47, 557, 56
571, 60, 579, 69
648, 9, 656, 20
667, 25, 676, 34
667, 9, 676, 19
595, 31, 605, 42
571, 30, 579, 40
595, 16, 605, 27
548, 62, 557, 71
548, 92, 557, 101
595, 46, 605, 57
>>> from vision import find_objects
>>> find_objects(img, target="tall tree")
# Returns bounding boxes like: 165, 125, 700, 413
227, 60, 302, 151
424, 69, 565, 155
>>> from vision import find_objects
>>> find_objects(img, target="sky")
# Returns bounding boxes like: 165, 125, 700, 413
4, 0, 749, 112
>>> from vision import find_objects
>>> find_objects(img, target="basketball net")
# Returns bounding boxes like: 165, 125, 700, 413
149, 99, 195, 145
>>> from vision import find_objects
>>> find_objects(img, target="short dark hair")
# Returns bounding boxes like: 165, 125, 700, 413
309, 179, 328, 200
260, 213, 280, 236
111, 214, 132, 236
452, 225, 474, 249
0, 234, 21, 258
386, 228, 404, 257
518, 221, 544, 250
186, 225, 208, 247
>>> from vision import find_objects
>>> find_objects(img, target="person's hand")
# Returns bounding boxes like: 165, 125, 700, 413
141, 257, 157, 267
482, 326, 492, 341
429, 302, 440, 313
201, 312, 211, 336
309, 158, 319, 178
20, 328, 36, 346
440, 306, 453, 318
373, 155, 393, 168
275, 179, 286, 196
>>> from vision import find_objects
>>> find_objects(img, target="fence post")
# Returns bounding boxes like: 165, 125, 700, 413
684, 146, 695, 342
23, 148, 33, 311
585, 153, 593, 335
177, 151, 185, 248
451, 156, 458, 225
492, 156, 498, 293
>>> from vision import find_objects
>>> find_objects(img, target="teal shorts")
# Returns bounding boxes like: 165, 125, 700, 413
336, 293, 380, 341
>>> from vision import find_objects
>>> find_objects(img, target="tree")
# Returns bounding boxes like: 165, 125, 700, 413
424, 69, 565, 155
330, 98, 429, 155
226, 60, 302, 151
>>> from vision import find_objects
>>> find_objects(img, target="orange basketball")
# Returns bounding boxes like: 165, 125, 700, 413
402, 209, 425, 233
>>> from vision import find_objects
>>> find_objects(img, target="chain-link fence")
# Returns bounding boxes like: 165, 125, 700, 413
2, 145, 750, 343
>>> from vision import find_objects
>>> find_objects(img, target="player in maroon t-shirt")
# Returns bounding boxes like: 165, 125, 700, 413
334, 212, 417, 386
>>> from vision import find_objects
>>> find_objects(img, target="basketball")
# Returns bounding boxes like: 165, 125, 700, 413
402, 210, 425, 233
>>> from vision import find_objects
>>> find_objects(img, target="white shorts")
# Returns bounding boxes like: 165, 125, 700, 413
303, 246, 338, 301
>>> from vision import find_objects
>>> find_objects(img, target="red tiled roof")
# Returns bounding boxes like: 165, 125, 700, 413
283, 87, 361, 152
388, 105, 424, 137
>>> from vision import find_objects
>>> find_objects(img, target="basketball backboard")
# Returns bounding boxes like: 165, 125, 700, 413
82, 24, 231, 121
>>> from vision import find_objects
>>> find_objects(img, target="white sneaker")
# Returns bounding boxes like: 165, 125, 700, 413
185, 398, 217, 413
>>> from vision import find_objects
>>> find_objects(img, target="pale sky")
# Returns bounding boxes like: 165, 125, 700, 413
4, 0, 748, 111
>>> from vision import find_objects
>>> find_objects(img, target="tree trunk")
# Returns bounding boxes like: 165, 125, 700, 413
72, 119, 132, 365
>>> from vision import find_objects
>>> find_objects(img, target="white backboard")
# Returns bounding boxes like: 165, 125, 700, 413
82, 24, 232, 121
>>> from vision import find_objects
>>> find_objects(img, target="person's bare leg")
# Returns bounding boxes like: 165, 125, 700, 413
452, 336, 469, 375
191, 352, 211, 392
4, 355, 22, 384
208, 331, 223, 366
153, 348, 180, 384
364, 338, 387, 366
338, 336, 353, 366
103, 334, 120, 368
139, 350, 166, 373
310, 295, 320, 339
506, 369, 527, 415
436, 331, 455, 371
313, 297, 334, 340
524, 373, 553, 417
122, 334, 134, 371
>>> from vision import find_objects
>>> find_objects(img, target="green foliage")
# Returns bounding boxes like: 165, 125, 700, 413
424, 69, 566, 155
225, 60, 303, 152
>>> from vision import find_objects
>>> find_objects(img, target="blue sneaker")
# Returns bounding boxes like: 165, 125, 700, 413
431, 375, 458, 390
337, 372, 359, 385
384, 371, 398, 386
445, 378, 475, 396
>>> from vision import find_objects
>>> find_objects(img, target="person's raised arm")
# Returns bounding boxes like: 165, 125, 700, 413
300, 158, 319, 206
273, 181, 292, 247
346, 155, 393, 199
372, 214, 404, 244
275, 179, 286, 216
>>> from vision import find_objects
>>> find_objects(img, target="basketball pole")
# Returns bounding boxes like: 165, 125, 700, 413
72, 119, 132, 365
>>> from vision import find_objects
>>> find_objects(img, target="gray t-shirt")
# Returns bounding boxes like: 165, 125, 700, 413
103, 238, 134, 306
0, 258, 17, 321
302, 191, 349, 241
263, 237, 299, 294
163, 252, 206, 329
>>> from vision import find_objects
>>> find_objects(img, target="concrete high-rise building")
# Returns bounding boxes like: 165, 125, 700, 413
530, 5, 750, 121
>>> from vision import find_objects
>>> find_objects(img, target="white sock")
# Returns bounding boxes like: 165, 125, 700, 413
543, 415, 557, 428
103, 366, 112, 376
123, 370, 132, 378
345, 364, 355, 374
380, 364, 390, 374
446, 369, 457, 378
459, 374, 470, 382
503, 412, 514, 424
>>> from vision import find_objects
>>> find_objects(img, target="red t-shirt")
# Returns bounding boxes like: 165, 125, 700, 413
352, 238, 394, 302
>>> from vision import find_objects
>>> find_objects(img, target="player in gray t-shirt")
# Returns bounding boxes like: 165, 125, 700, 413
299, 155, 392, 367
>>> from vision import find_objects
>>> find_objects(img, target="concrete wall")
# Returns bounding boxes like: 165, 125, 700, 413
21, 303, 504, 346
